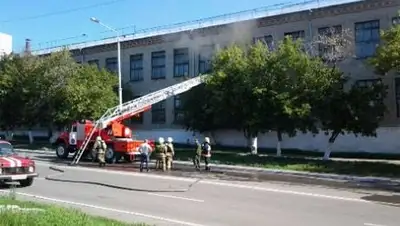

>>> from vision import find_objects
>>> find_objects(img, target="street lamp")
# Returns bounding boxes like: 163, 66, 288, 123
90, 17, 123, 107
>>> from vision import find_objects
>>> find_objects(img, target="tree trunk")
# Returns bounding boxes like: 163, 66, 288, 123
28, 130, 34, 144
47, 127, 53, 139
250, 136, 258, 155
323, 131, 339, 160
210, 131, 218, 145
244, 129, 258, 155
5, 130, 14, 141
276, 130, 283, 157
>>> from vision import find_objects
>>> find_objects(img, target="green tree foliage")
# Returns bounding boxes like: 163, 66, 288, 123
64, 63, 118, 122
0, 49, 118, 141
182, 32, 387, 158
308, 27, 388, 160
181, 84, 226, 134
369, 22, 400, 75
313, 77, 387, 159
182, 38, 335, 155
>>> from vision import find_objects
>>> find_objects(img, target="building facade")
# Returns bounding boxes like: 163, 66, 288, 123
0, 32, 12, 57
32, 0, 400, 153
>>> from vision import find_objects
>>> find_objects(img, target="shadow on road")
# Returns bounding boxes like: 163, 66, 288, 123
361, 194, 400, 208
31, 154, 400, 194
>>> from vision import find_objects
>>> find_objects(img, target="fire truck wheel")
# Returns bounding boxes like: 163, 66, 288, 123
55, 143, 69, 159
105, 147, 116, 164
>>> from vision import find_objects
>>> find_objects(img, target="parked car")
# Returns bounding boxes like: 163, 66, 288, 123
0, 140, 38, 187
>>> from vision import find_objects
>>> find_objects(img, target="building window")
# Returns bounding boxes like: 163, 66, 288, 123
284, 30, 305, 41
174, 95, 184, 123
130, 54, 143, 82
88, 59, 99, 69
174, 48, 189, 77
253, 35, 274, 50
198, 45, 214, 75
151, 51, 166, 80
396, 78, 400, 117
318, 25, 343, 60
355, 78, 381, 87
105, 57, 118, 73
355, 78, 383, 100
130, 96, 144, 124
355, 20, 380, 58
151, 100, 166, 124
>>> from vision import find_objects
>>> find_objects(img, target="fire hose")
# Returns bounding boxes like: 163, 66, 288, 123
44, 166, 201, 193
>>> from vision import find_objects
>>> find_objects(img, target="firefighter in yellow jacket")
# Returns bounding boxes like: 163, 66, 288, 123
155, 137, 167, 171
165, 137, 175, 170
93, 136, 107, 167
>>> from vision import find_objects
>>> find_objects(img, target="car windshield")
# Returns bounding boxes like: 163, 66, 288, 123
0, 143, 15, 155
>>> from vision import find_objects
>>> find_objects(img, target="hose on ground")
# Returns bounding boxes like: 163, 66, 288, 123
44, 166, 201, 193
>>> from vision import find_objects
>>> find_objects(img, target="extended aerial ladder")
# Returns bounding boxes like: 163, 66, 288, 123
70, 74, 209, 165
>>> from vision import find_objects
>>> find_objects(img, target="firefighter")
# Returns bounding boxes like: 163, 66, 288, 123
155, 137, 167, 171
201, 137, 212, 171
165, 137, 175, 170
193, 138, 201, 170
93, 136, 107, 167
138, 139, 152, 172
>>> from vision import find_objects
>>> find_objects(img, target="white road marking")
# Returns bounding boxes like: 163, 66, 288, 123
147, 193, 204, 203
0, 190, 205, 226
34, 161, 400, 206
364, 223, 388, 226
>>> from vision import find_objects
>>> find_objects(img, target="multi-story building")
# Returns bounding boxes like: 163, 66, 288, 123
32, 0, 400, 153
0, 32, 12, 57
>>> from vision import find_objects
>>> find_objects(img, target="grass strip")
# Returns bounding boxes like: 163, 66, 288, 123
0, 193, 151, 226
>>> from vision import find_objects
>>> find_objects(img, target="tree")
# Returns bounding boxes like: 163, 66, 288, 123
313, 76, 387, 159
253, 38, 337, 156
369, 21, 400, 75
64, 63, 118, 122
207, 44, 265, 153
0, 53, 32, 139
182, 39, 331, 155
0, 49, 119, 143
306, 27, 388, 160
181, 84, 227, 143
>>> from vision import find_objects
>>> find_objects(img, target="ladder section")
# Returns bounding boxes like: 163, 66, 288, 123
97, 74, 209, 129
70, 109, 113, 165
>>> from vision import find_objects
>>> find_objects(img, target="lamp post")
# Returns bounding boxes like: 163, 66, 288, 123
90, 17, 123, 107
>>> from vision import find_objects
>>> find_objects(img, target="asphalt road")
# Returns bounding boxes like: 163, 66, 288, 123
1, 159, 400, 226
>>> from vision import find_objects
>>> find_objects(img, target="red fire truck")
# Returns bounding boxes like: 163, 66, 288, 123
52, 75, 208, 165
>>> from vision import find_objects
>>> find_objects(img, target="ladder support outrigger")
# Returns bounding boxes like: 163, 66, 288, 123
70, 74, 209, 165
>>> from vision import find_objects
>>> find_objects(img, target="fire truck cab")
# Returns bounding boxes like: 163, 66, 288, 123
52, 119, 154, 164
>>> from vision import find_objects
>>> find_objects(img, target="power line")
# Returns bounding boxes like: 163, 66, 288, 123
0, 0, 130, 23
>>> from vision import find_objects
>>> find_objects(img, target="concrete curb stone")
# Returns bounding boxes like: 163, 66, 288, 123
16, 148, 400, 186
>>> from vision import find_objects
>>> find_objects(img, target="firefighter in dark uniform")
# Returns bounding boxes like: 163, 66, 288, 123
193, 138, 201, 170
155, 137, 167, 171
165, 137, 175, 170
201, 137, 212, 171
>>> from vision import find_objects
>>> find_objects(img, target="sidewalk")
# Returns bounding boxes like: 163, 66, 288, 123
172, 160, 400, 185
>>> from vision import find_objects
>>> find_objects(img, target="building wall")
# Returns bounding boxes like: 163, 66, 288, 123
28, 0, 400, 153
0, 32, 12, 56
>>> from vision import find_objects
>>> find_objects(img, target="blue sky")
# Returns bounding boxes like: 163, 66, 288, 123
0, 0, 302, 52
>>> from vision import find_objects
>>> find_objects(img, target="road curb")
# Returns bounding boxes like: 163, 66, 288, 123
16, 148, 400, 185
